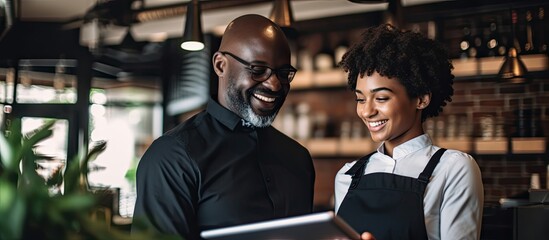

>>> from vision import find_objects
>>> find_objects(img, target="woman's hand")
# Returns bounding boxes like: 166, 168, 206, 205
361, 232, 376, 240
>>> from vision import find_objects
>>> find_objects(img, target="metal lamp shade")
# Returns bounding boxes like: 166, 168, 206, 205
269, 0, 294, 28
269, 0, 297, 38
181, 0, 204, 51
498, 47, 529, 84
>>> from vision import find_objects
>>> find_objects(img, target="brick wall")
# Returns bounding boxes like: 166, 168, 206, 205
449, 78, 549, 203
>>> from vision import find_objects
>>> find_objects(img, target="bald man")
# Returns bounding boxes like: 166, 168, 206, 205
132, 14, 315, 240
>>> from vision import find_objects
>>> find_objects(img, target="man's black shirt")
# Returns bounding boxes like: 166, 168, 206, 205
132, 98, 315, 240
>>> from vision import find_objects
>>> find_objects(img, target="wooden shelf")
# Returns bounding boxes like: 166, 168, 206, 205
302, 138, 339, 157
291, 54, 549, 90
302, 137, 546, 158
299, 138, 375, 157
292, 69, 346, 90
453, 54, 549, 78
474, 138, 508, 155
511, 138, 547, 154
436, 138, 473, 153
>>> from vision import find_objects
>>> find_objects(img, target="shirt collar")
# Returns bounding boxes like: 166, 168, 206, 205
377, 134, 433, 159
206, 97, 255, 131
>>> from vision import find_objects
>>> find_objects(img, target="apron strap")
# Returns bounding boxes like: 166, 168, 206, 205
417, 148, 447, 184
345, 151, 376, 190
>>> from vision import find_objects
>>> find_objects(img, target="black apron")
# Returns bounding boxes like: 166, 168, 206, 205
337, 148, 447, 240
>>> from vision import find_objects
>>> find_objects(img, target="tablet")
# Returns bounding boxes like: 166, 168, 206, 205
200, 211, 360, 240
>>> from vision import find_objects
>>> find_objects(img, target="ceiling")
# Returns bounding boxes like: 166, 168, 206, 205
16, 0, 447, 45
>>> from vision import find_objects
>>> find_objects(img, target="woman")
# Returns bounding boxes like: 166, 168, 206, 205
334, 24, 484, 240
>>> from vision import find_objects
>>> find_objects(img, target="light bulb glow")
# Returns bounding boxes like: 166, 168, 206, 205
181, 41, 204, 51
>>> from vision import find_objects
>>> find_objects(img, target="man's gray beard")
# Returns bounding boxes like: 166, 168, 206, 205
225, 82, 277, 128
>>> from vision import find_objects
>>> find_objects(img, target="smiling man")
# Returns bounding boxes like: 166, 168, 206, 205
131, 14, 315, 240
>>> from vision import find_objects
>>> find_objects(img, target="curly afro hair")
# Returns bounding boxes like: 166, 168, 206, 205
339, 24, 454, 121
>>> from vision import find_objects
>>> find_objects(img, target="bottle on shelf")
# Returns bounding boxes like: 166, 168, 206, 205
351, 120, 364, 139
471, 21, 486, 58
524, 9, 536, 54
314, 34, 335, 71
445, 114, 457, 139
339, 120, 351, 139
536, 7, 547, 54
295, 102, 312, 140
485, 19, 505, 57
479, 114, 495, 140
297, 48, 313, 72
511, 9, 522, 54
459, 24, 473, 59
281, 104, 296, 138
424, 118, 435, 138
334, 39, 349, 66
312, 112, 328, 138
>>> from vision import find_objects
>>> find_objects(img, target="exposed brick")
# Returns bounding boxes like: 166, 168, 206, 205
449, 101, 475, 107
522, 98, 535, 105
472, 112, 499, 119
525, 165, 547, 173
509, 99, 520, 107
478, 155, 509, 162
479, 99, 505, 106
500, 85, 527, 94
527, 82, 542, 92
488, 166, 511, 173
543, 83, 549, 92
540, 96, 549, 105
498, 177, 530, 185
482, 177, 496, 185
502, 165, 525, 174
471, 88, 496, 95
453, 89, 467, 96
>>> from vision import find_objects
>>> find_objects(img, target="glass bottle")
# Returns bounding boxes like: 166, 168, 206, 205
486, 19, 505, 57
537, 7, 547, 53
314, 34, 335, 71
511, 10, 522, 54
334, 40, 349, 66
524, 10, 535, 54
471, 21, 485, 58
281, 104, 296, 138
295, 102, 312, 140
459, 25, 473, 59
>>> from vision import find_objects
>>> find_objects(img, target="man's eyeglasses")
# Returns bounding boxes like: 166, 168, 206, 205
220, 51, 297, 84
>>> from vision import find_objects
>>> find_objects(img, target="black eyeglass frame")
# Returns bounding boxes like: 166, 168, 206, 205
219, 51, 297, 84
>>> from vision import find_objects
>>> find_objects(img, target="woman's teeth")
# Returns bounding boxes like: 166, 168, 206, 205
369, 120, 387, 127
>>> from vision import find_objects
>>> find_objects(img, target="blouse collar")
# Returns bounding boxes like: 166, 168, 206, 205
377, 134, 433, 159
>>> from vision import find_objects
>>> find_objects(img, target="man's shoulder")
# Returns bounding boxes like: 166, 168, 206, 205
264, 126, 303, 144
165, 112, 207, 137
262, 126, 310, 155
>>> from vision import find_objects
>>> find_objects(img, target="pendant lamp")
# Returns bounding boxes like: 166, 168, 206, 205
269, 0, 293, 28
269, 0, 297, 38
498, 10, 528, 83
348, 0, 387, 3
181, 0, 204, 51
498, 47, 528, 83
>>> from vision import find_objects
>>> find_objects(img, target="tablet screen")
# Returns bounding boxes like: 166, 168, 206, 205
200, 211, 360, 240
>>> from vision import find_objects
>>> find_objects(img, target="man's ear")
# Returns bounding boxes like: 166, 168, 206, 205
417, 93, 431, 110
212, 52, 225, 77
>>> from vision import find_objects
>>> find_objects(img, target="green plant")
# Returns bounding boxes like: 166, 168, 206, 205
0, 119, 181, 240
